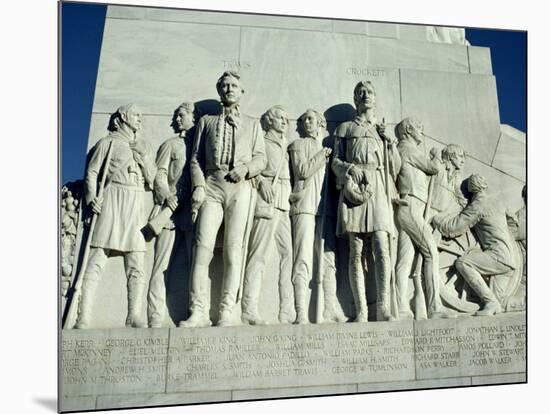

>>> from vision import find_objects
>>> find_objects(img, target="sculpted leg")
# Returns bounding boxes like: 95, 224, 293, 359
125, 251, 147, 328
395, 229, 415, 319
75, 247, 108, 329
275, 212, 295, 324
455, 252, 505, 316
373, 231, 394, 321
349, 233, 368, 322
292, 214, 315, 324
218, 184, 252, 326
180, 201, 223, 327
147, 228, 176, 327
321, 219, 347, 323
241, 218, 271, 324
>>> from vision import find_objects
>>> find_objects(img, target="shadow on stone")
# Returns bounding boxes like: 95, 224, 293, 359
324, 103, 356, 133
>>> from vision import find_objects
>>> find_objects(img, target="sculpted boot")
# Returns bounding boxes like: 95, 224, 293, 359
322, 272, 348, 323
349, 256, 368, 322
74, 278, 98, 329
126, 278, 147, 328
294, 282, 309, 324
179, 248, 213, 328
464, 274, 502, 317
376, 267, 395, 322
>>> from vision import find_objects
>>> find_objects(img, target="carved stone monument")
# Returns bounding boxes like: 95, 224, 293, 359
60, 5, 526, 412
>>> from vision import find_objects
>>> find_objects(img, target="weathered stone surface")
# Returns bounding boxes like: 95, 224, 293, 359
368, 38, 469, 73
93, 19, 241, 114
470, 372, 526, 385
332, 19, 367, 35
95, 390, 232, 409
367, 22, 398, 39
166, 321, 416, 392
135, 6, 333, 31
414, 314, 526, 379
398, 24, 428, 41
357, 376, 471, 392
106, 5, 146, 20
59, 396, 97, 412
232, 384, 358, 400
61, 314, 526, 410
492, 125, 526, 182
61, 329, 170, 396
401, 69, 501, 165
468, 46, 493, 75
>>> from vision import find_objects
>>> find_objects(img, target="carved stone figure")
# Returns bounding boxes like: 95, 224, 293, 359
332, 81, 401, 322
288, 109, 332, 324
180, 71, 266, 327
394, 118, 455, 320
146, 102, 197, 328
432, 174, 519, 316
431, 144, 467, 214
61, 185, 81, 297
75, 104, 156, 328
316, 136, 349, 324
505, 185, 526, 311
241, 106, 294, 325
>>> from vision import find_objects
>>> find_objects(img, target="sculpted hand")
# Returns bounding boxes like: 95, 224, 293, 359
259, 180, 274, 203
429, 147, 440, 160
228, 165, 248, 182
166, 195, 178, 212
376, 118, 389, 140
431, 213, 445, 229
348, 165, 363, 184
90, 196, 103, 215
191, 186, 206, 207
323, 147, 333, 158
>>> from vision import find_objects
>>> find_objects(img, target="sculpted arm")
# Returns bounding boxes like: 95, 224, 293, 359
85, 138, 110, 205
244, 120, 267, 178
190, 117, 207, 189
331, 136, 352, 183
433, 202, 481, 238
408, 146, 440, 176
153, 141, 172, 205
140, 142, 157, 190
290, 143, 326, 180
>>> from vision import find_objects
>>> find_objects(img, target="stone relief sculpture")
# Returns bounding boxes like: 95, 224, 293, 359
61, 184, 82, 297
145, 102, 197, 328
62, 80, 525, 329
432, 174, 521, 316
241, 106, 294, 325
288, 109, 333, 324
394, 118, 455, 320
504, 185, 526, 311
70, 104, 156, 329
332, 81, 401, 322
180, 71, 266, 328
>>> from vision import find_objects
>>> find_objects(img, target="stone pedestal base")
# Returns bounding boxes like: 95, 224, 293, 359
61, 312, 526, 412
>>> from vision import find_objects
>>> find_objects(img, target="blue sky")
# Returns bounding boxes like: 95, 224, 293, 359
61, 2, 527, 184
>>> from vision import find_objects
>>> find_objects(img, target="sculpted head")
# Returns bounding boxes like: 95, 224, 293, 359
353, 80, 376, 110
395, 117, 424, 145
467, 174, 488, 194
216, 70, 244, 107
297, 109, 326, 138
260, 105, 289, 135
108, 103, 143, 133
171, 102, 199, 133
442, 144, 465, 171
